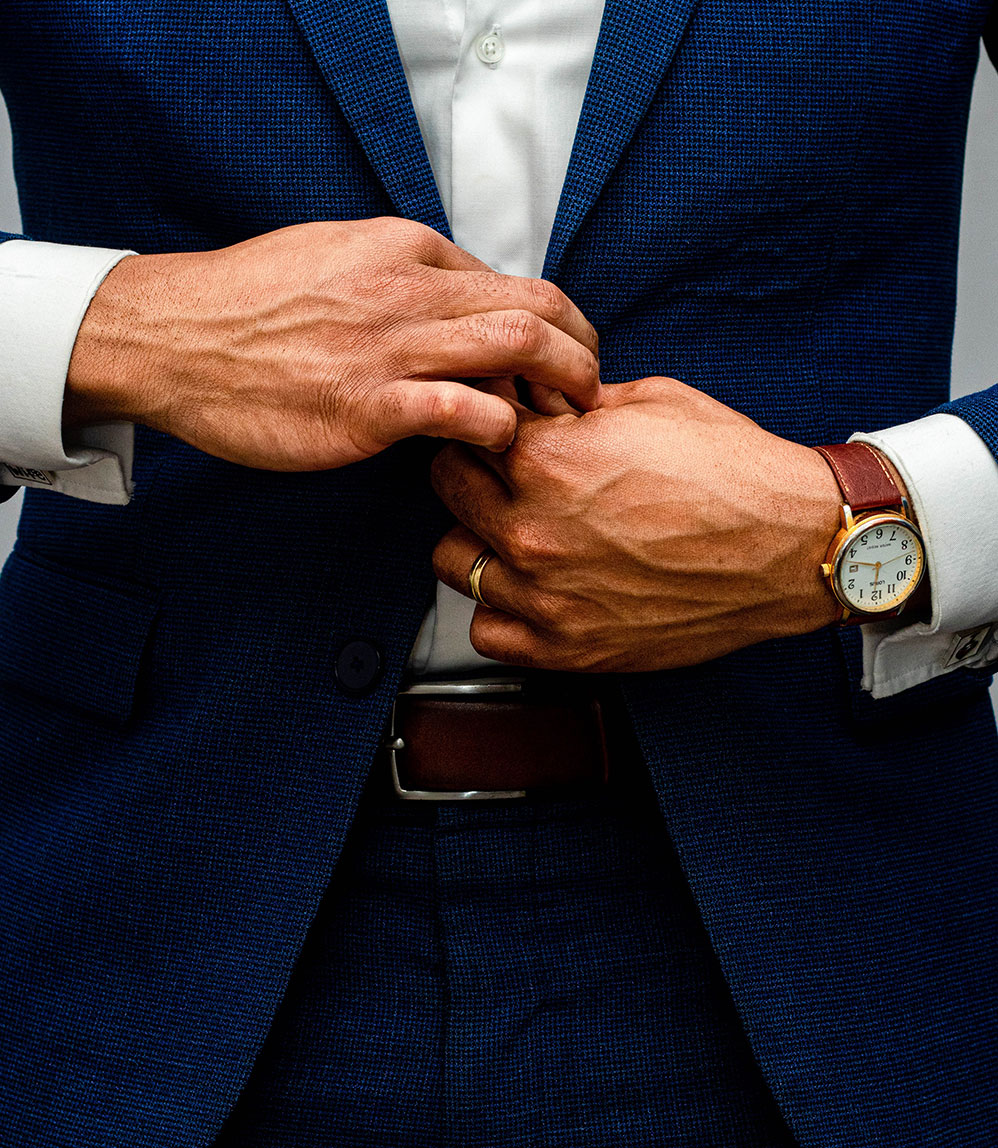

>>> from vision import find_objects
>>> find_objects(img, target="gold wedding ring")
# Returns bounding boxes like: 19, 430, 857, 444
468, 549, 495, 606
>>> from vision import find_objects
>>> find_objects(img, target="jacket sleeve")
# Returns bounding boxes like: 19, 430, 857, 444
840, 15, 998, 697
933, 383, 998, 448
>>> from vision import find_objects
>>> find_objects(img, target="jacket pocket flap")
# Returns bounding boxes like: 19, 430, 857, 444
0, 547, 159, 722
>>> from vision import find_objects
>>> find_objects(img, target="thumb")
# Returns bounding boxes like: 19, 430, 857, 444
365, 379, 518, 452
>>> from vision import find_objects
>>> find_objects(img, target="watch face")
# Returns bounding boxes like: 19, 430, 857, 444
834, 515, 925, 613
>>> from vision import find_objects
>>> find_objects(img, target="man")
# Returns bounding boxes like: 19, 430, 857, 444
0, 2, 996, 1145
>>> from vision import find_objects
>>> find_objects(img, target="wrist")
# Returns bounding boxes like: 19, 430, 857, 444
64, 251, 182, 430
781, 443, 844, 634
813, 441, 929, 625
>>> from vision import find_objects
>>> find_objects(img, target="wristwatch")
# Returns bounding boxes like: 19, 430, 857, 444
815, 442, 926, 625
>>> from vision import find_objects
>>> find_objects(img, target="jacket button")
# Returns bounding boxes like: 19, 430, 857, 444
334, 640, 383, 695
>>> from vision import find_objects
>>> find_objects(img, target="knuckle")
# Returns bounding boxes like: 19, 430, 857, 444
640, 375, 680, 396
375, 217, 443, 266
502, 519, 552, 568
421, 386, 461, 434
498, 309, 544, 356
578, 354, 601, 391
380, 215, 427, 245
526, 277, 565, 318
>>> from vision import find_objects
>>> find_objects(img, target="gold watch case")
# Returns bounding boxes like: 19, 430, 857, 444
820, 504, 926, 621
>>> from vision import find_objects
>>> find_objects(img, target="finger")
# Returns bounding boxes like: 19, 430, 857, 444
425, 269, 600, 360
430, 445, 514, 540
596, 376, 684, 407
417, 310, 601, 411
469, 609, 548, 669
477, 375, 520, 404
432, 525, 528, 617
362, 379, 517, 452
526, 380, 580, 417
396, 221, 494, 273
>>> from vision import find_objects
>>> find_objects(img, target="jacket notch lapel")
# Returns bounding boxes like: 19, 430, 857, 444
543, 0, 702, 280
284, 0, 450, 235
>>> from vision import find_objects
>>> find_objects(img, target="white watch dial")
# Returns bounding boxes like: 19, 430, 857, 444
834, 517, 925, 613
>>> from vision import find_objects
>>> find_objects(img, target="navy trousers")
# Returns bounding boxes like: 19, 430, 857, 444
210, 722, 800, 1148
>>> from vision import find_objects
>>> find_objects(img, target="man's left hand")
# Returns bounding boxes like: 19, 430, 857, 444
432, 377, 844, 672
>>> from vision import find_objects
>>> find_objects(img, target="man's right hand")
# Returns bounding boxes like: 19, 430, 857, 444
63, 218, 601, 470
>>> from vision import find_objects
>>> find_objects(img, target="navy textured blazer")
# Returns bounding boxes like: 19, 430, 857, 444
1, 3, 996, 1145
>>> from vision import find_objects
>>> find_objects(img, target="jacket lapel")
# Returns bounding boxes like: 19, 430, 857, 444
284, 0, 451, 235
285, 0, 699, 265
543, 0, 702, 280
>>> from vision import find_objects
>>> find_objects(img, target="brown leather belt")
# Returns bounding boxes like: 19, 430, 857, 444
382, 680, 610, 800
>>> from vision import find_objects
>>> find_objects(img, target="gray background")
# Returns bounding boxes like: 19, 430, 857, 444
2, 54, 998, 702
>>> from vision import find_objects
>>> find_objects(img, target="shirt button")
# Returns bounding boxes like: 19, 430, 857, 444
333, 639, 383, 695
474, 28, 504, 66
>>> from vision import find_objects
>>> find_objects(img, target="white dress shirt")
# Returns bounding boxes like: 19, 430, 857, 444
2, 0, 998, 697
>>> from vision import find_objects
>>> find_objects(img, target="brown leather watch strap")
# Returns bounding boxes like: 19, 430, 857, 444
813, 442, 903, 512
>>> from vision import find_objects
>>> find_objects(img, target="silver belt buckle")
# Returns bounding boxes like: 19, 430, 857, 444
386, 679, 529, 801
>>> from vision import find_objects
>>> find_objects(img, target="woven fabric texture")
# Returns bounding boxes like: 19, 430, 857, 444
211, 756, 800, 1148
0, 2, 995, 1145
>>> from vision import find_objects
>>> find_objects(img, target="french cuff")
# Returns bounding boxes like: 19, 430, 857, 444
0, 239, 136, 505
851, 413, 998, 698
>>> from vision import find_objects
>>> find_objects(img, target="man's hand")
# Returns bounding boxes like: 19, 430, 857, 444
64, 218, 600, 469
431, 377, 843, 672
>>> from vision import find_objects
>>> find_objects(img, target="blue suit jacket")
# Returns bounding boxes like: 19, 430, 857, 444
1, 3, 996, 1145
